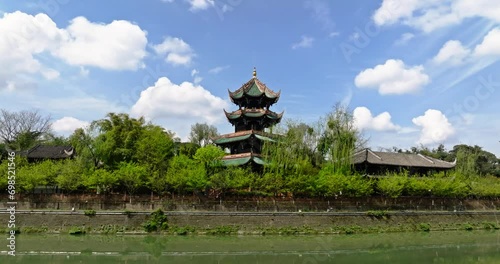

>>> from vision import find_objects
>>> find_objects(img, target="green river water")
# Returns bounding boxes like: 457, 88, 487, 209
1, 231, 499, 263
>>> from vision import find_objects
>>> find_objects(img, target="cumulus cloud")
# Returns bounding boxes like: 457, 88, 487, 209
292, 36, 314, 49
430, 28, 500, 69
473, 28, 500, 57
0, 11, 63, 90
52, 117, 89, 133
432, 40, 471, 66
0, 11, 148, 90
153, 36, 195, 66
354, 59, 430, 95
55, 17, 147, 70
373, 0, 500, 32
188, 0, 215, 11
373, 0, 420, 26
353, 107, 400, 131
412, 109, 455, 145
130, 77, 228, 138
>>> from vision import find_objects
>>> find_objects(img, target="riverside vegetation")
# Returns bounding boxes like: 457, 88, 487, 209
3, 208, 499, 235
0, 106, 499, 200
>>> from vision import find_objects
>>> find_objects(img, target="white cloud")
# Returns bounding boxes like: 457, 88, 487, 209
55, 17, 147, 70
433, 40, 471, 66
130, 77, 228, 138
188, 0, 215, 11
353, 107, 400, 131
412, 109, 455, 145
208, 65, 230, 74
153, 36, 195, 66
474, 28, 500, 57
354, 59, 430, 95
191, 69, 202, 84
0, 11, 148, 91
453, 0, 500, 23
52, 117, 89, 133
373, 0, 500, 32
0, 11, 64, 90
41, 68, 60, 80
395, 33, 415, 45
292, 36, 314, 49
373, 0, 420, 26
430, 27, 500, 75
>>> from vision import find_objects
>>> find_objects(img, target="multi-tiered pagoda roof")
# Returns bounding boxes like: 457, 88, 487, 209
214, 68, 283, 166
228, 77, 281, 108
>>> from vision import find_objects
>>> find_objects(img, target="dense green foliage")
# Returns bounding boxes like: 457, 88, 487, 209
0, 109, 499, 199
143, 209, 169, 232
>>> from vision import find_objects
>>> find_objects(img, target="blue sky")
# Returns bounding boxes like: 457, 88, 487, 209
1, 0, 500, 156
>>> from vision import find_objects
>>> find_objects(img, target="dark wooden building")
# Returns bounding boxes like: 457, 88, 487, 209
214, 68, 283, 166
352, 148, 456, 176
18, 145, 75, 162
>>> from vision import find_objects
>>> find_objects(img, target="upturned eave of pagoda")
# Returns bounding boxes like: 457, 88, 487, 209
213, 129, 277, 146
220, 152, 267, 166
223, 108, 284, 121
228, 77, 281, 102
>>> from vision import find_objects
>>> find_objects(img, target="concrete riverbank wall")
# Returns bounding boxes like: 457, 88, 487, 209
1, 211, 499, 232
2, 195, 500, 212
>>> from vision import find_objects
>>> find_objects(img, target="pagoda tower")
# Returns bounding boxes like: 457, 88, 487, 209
214, 68, 283, 166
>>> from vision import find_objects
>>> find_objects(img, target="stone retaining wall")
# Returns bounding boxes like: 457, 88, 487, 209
2, 195, 500, 212
1, 211, 498, 231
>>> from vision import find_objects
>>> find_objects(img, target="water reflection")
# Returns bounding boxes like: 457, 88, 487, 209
1, 231, 499, 263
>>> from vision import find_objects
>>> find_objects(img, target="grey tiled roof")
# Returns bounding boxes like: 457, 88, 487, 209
353, 149, 456, 169
20, 145, 75, 159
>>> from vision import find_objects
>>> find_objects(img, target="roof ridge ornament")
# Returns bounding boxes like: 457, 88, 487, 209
64, 148, 74, 156
368, 149, 382, 160
253, 67, 256, 78
418, 153, 435, 164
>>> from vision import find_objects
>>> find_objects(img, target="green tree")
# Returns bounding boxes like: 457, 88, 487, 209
315, 165, 347, 196
188, 123, 219, 147
68, 127, 100, 169
115, 162, 147, 202
193, 145, 225, 177
262, 120, 322, 196
85, 168, 118, 194
376, 173, 408, 198
210, 167, 253, 196
175, 142, 200, 158
16, 160, 61, 193
42, 132, 70, 146
318, 104, 363, 174
93, 113, 145, 168
17, 164, 46, 193
134, 125, 175, 198
55, 159, 84, 193
135, 125, 175, 173
166, 155, 206, 195
147, 170, 168, 198
0, 143, 7, 160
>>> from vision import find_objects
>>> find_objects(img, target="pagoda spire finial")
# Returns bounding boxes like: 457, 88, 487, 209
253, 67, 257, 78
